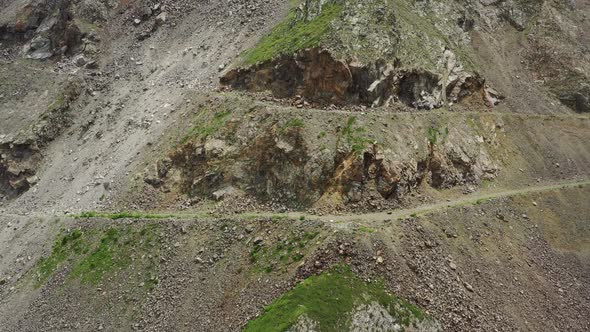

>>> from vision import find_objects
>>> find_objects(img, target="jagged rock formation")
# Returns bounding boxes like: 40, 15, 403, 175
0, 0, 90, 59
0, 139, 41, 195
222, 0, 589, 113
143, 95, 504, 209
222, 48, 497, 109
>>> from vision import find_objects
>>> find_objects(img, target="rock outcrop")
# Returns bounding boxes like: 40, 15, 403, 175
221, 48, 494, 109
0, 79, 80, 199
0, 139, 41, 196
0, 0, 109, 60
144, 97, 499, 209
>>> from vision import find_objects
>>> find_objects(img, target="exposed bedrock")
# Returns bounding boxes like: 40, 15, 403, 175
221, 48, 501, 110
147, 115, 498, 209
0, 0, 114, 60
0, 140, 41, 197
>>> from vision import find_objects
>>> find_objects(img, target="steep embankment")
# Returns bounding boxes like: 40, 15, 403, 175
1, 0, 589, 331
0, 0, 289, 213
126, 92, 590, 213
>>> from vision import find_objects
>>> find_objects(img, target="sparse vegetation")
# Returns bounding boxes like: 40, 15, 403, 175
242, 1, 343, 65
70, 228, 128, 284
35, 229, 85, 287
243, 266, 429, 332
427, 126, 449, 146
341, 116, 372, 156
35, 226, 161, 287
181, 109, 232, 144
250, 231, 319, 272
357, 226, 375, 233
281, 117, 305, 133
74, 211, 177, 220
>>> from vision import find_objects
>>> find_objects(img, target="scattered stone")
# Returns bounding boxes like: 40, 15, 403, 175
74, 54, 87, 67
155, 12, 168, 26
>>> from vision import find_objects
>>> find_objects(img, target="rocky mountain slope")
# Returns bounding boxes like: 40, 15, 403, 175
0, 0, 589, 331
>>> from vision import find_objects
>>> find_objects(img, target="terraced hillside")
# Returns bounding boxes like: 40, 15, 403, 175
0, 0, 589, 331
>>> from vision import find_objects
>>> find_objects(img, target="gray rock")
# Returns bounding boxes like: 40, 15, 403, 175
25, 36, 52, 59
78, 0, 109, 23
212, 186, 236, 201
155, 12, 168, 26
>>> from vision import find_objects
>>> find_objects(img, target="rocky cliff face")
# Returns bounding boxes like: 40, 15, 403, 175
221, 48, 495, 109
141, 95, 502, 210
222, 0, 589, 113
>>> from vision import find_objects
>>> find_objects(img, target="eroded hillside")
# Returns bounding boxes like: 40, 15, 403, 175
0, 0, 589, 331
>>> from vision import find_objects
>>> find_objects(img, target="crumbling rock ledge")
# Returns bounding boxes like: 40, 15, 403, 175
146, 117, 498, 210
0, 79, 81, 199
0, 139, 41, 196
221, 48, 501, 109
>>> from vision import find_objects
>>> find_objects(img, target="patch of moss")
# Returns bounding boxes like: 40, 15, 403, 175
242, 1, 343, 66
243, 266, 429, 331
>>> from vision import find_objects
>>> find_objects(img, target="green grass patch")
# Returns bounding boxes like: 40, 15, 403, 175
474, 198, 486, 205
243, 266, 430, 331
427, 126, 449, 146
70, 228, 126, 284
35, 225, 161, 286
242, 1, 343, 66
181, 109, 232, 144
70, 226, 160, 284
35, 229, 86, 287
280, 117, 305, 133
357, 226, 375, 233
